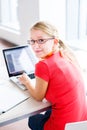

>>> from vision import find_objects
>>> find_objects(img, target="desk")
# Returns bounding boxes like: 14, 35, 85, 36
0, 97, 51, 127
0, 48, 51, 127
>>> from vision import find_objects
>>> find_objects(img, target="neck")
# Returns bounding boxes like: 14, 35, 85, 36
41, 50, 59, 59
42, 52, 53, 59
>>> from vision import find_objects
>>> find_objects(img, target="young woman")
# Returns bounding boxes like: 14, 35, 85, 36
19, 21, 87, 130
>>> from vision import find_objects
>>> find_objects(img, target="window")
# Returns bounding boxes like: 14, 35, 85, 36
79, 0, 87, 39
0, 0, 19, 30
66, 0, 87, 40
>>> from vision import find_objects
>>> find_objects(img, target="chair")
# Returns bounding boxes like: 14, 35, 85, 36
65, 120, 87, 130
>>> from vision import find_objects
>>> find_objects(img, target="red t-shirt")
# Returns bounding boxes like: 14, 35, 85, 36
35, 52, 87, 130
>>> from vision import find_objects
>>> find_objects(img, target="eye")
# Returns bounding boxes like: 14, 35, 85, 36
30, 40, 35, 44
38, 39, 45, 44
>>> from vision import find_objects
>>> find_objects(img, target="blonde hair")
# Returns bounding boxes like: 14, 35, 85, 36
30, 21, 79, 66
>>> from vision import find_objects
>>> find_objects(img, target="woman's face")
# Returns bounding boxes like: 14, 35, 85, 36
29, 29, 55, 58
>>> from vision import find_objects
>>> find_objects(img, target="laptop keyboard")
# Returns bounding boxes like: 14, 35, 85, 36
10, 77, 27, 90
10, 73, 35, 91
28, 73, 35, 79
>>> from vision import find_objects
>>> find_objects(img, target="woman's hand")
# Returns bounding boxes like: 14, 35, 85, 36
18, 73, 48, 101
18, 73, 31, 87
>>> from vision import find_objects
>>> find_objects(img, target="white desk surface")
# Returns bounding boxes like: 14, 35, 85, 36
0, 96, 51, 127
0, 48, 51, 127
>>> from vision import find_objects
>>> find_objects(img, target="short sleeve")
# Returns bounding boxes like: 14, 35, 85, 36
35, 61, 49, 82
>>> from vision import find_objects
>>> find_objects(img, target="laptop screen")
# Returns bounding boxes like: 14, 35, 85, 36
3, 45, 37, 77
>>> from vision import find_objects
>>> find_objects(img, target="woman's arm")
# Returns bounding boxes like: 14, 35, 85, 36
18, 73, 48, 101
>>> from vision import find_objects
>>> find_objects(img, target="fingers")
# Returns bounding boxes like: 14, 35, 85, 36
18, 73, 30, 86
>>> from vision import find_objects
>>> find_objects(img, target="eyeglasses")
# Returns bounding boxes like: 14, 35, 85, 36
27, 37, 54, 45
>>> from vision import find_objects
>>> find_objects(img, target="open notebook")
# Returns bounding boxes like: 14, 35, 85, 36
0, 80, 29, 115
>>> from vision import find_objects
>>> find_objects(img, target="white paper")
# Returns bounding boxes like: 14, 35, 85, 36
0, 80, 29, 114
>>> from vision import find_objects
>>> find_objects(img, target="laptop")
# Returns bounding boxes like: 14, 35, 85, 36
2, 45, 37, 90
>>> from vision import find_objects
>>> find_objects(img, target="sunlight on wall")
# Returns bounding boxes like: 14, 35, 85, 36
39, 0, 66, 40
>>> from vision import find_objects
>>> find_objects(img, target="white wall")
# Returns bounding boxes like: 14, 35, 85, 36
0, 0, 39, 45
39, 0, 66, 40
0, 0, 66, 45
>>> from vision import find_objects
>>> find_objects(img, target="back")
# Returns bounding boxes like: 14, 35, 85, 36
36, 52, 87, 130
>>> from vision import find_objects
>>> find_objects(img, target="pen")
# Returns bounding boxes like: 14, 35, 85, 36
0, 110, 5, 115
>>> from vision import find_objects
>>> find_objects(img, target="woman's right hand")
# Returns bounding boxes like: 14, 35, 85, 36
18, 73, 31, 87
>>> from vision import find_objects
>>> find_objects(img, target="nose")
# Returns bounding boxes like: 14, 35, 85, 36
32, 42, 41, 50
33, 41, 41, 47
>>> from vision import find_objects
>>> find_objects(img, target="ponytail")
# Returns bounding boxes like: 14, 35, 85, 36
58, 39, 80, 67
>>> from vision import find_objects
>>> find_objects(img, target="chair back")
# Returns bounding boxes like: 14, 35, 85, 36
65, 121, 87, 130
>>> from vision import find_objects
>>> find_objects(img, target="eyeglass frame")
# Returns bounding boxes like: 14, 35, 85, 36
27, 37, 55, 45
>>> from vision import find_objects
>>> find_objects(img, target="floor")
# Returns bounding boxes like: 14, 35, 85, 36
0, 39, 15, 49
0, 39, 31, 130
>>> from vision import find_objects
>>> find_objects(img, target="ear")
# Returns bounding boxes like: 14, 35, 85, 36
54, 39, 58, 44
